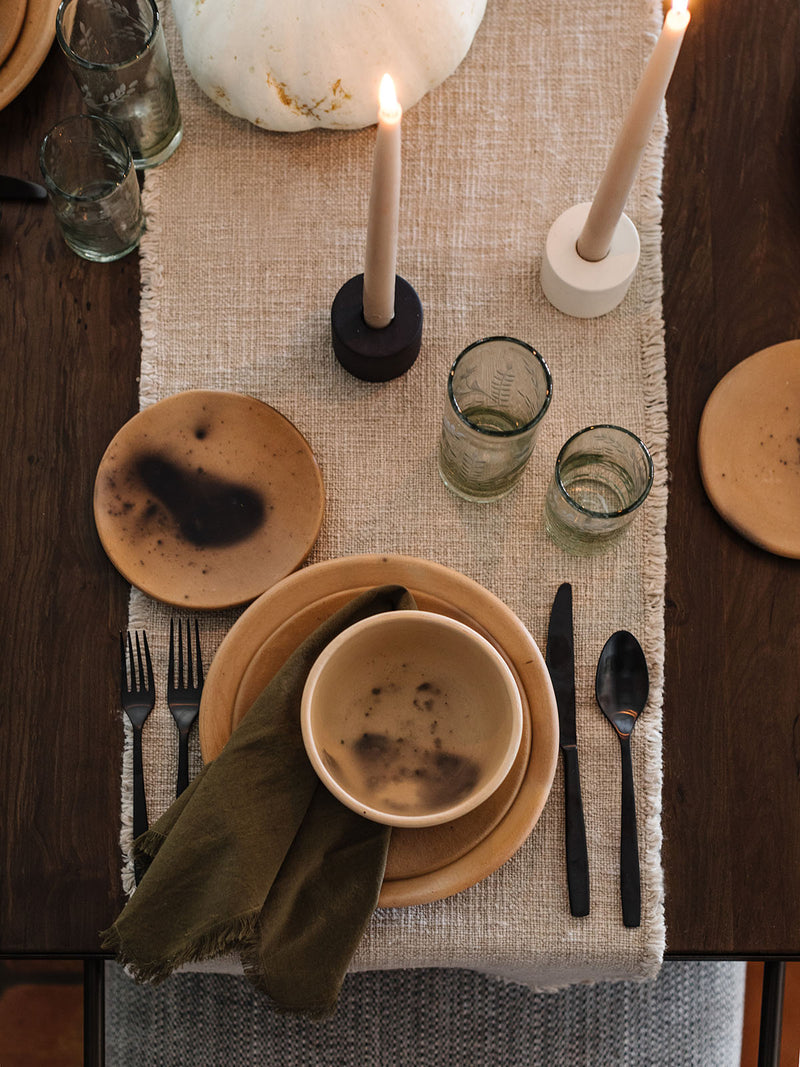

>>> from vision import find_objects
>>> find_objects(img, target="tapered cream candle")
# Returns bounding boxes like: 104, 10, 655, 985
363, 73, 401, 329
577, 0, 690, 262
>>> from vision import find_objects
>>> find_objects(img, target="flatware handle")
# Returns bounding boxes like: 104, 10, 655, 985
619, 734, 641, 928
0, 175, 47, 200
132, 725, 149, 838
562, 744, 590, 916
132, 725, 149, 886
176, 729, 190, 797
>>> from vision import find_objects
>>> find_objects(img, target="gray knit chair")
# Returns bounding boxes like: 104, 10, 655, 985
106, 960, 746, 1065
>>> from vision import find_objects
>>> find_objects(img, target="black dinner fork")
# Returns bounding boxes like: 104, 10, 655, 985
168, 618, 204, 797
120, 630, 155, 884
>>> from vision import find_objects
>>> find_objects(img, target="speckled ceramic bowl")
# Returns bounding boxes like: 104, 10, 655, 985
301, 610, 524, 828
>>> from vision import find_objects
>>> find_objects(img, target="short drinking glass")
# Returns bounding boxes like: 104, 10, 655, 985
438, 336, 553, 502
544, 425, 654, 554
56, 0, 182, 169
40, 114, 145, 262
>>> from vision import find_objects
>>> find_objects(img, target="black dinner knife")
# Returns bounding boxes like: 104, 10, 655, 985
0, 175, 47, 200
545, 582, 590, 917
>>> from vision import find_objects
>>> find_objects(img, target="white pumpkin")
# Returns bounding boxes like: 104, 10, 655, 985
171, 0, 487, 132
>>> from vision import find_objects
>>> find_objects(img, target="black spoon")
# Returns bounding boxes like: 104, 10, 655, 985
595, 630, 649, 928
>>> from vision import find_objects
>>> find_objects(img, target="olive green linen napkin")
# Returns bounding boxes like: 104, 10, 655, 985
103, 585, 415, 1018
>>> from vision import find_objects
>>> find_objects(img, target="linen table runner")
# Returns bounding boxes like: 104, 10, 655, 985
125, 0, 669, 990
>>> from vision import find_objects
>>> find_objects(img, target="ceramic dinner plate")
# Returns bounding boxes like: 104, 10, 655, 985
698, 340, 800, 558
0, 0, 27, 68
0, 0, 59, 112
199, 554, 560, 907
94, 390, 325, 609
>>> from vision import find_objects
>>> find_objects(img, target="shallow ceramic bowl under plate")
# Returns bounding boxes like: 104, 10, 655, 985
93, 390, 324, 609
301, 610, 524, 828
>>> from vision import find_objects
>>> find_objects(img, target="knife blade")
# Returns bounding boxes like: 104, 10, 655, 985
0, 175, 47, 200
545, 582, 590, 917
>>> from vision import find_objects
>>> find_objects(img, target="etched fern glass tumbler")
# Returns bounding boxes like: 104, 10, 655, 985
438, 337, 553, 502
39, 114, 145, 262
56, 0, 182, 169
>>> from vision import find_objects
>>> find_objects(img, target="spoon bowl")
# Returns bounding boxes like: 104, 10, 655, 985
595, 630, 649, 738
595, 630, 649, 928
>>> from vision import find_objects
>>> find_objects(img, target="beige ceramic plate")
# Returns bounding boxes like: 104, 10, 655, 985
94, 391, 325, 609
698, 340, 800, 558
200, 554, 560, 907
0, 0, 58, 112
0, 0, 27, 68
226, 589, 534, 882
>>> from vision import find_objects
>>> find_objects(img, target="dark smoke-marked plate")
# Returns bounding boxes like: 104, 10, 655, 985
93, 391, 325, 609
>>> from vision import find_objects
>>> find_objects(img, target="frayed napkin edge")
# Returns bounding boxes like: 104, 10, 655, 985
100, 910, 261, 987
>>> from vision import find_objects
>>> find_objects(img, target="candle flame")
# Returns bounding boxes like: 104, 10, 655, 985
671, 0, 689, 12
378, 73, 401, 121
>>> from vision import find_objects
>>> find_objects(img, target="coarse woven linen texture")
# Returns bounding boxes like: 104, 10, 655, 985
123, 0, 670, 991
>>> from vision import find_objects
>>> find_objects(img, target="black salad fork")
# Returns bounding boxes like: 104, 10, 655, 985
167, 618, 204, 797
120, 630, 155, 883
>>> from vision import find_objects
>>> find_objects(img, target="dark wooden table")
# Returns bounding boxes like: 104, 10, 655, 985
2, 1, 799, 1063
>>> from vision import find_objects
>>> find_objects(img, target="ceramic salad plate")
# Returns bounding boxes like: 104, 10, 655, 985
94, 390, 325, 608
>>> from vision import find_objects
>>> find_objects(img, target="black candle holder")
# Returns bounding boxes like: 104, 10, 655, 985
331, 273, 423, 382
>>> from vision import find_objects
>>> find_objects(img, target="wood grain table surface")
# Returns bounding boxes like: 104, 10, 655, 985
1, 0, 799, 962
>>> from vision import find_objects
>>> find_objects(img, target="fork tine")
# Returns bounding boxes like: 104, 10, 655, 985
184, 620, 193, 689
194, 619, 204, 688
186, 619, 200, 690
119, 632, 127, 692
178, 618, 186, 690
120, 630, 154, 696
127, 632, 136, 690
167, 618, 204, 698
135, 632, 146, 693
142, 631, 155, 695
168, 618, 176, 692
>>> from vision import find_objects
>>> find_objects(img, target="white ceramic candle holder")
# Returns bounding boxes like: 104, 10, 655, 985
540, 202, 640, 319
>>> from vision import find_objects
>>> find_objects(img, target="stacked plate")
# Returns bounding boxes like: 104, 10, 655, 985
0, 0, 61, 112
199, 554, 560, 908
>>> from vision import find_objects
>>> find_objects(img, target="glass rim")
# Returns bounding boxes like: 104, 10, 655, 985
56, 0, 160, 71
447, 335, 553, 438
554, 424, 654, 518
39, 114, 134, 202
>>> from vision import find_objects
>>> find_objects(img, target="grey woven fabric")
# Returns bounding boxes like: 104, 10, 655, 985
106, 960, 745, 1066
